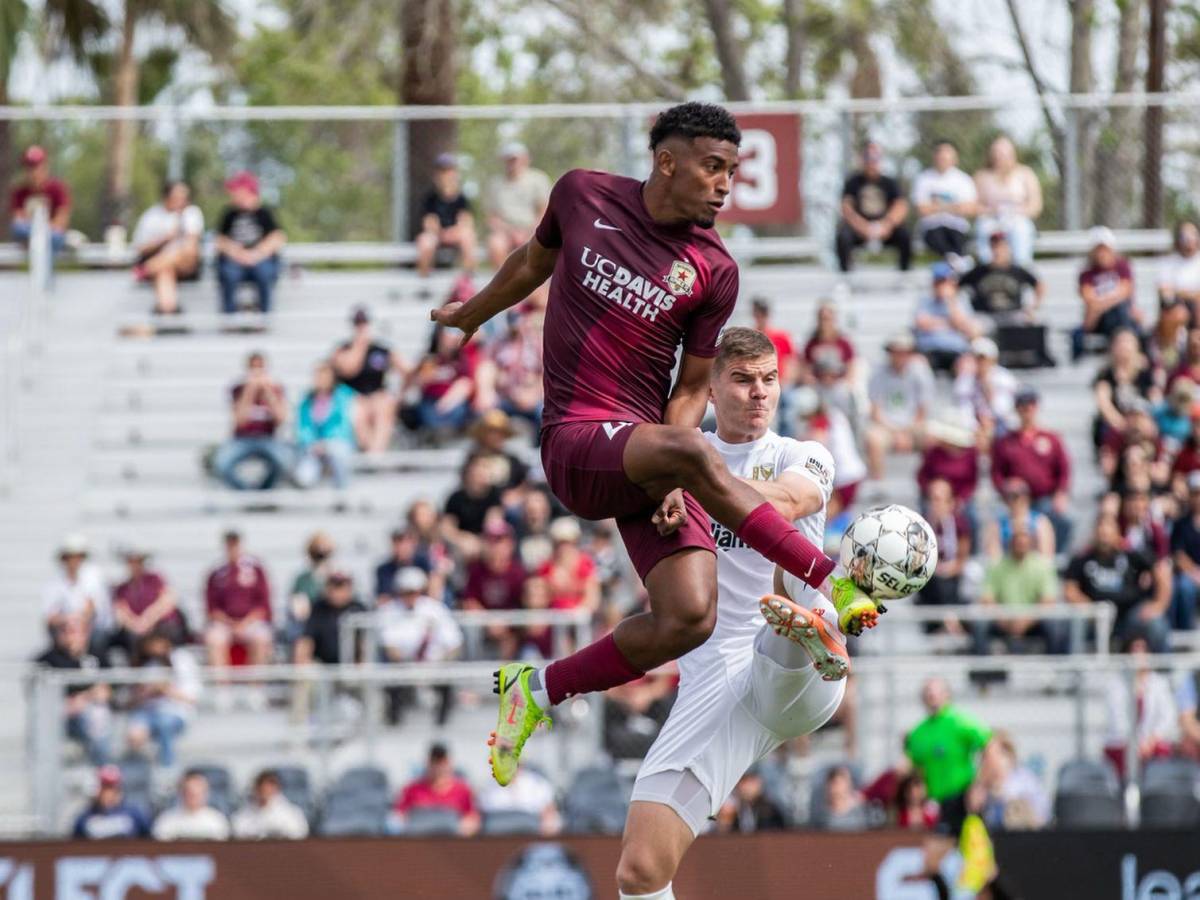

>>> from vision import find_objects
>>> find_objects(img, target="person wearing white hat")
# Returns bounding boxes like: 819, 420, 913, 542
485, 141, 552, 288
1074, 224, 1140, 360
953, 336, 1019, 439
43, 533, 111, 651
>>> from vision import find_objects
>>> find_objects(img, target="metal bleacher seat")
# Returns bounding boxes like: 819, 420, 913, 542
316, 765, 392, 836
1053, 758, 1124, 829
271, 764, 316, 822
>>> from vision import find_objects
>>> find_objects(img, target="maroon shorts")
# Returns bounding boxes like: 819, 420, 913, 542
541, 421, 715, 580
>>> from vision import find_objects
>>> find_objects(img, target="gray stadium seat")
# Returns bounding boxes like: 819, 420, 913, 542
404, 807, 461, 836
332, 765, 389, 797
563, 767, 627, 834
1053, 792, 1125, 828
1140, 791, 1200, 828
317, 806, 387, 837
482, 810, 542, 835
1055, 759, 1120, 794
118, 756, 154, 815
270, 765, 315, 821
1140, 758, 1200, 792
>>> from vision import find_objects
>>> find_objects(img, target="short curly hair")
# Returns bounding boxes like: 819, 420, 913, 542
648, 102, 741, 150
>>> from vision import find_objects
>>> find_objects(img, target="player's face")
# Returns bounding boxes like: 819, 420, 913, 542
712, 354, 780, 439
665, 137, 739, 228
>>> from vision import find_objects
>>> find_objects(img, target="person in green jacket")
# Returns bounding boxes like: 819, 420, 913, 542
905, 677, 992, 836
294, 361, 358, 488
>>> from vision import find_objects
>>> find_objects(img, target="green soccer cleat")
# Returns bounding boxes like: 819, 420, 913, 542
488, 663, 552, 786
830, 575, 885, 637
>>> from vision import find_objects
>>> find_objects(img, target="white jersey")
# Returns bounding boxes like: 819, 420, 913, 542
685, 430, 834, 681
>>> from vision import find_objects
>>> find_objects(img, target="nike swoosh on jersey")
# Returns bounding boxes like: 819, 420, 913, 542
593, 218, 621, 232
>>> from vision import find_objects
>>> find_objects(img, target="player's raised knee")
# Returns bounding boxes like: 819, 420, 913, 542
659, 594, 716, 655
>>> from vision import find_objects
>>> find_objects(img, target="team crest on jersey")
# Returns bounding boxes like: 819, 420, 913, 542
664, 260, 698, 296
751, 464, 775, 481
804, 456, 831, 486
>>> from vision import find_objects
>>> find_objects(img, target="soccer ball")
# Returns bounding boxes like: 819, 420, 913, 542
839, 504, 938, 600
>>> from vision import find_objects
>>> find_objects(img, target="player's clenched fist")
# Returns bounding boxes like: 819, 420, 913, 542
652, 488, 688, 536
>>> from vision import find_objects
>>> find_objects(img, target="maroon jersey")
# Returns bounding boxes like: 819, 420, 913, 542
534, 169, 739, 428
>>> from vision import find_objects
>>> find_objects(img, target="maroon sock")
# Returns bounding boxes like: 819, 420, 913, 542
736, 501, 836, 588
544, 632, 644, 706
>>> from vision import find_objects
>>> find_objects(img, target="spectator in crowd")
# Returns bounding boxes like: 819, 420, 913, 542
905, 678, 992, 833
411, 323, 488, 435
1118, 482, 1172, 573
1149, 297, 1191, 379
406, 499, 454, 586
982, 478, 1055, 561
131, 180, 203, 314
204, 530, 273, 672
819, 765, 871, 830
36, 616, 111, 765
915, 479, 971, 626
444, 454, 505, 546
750, 297, 799, 436
215, 171, 285, 314
1176, 667, 1200, 760
491, 309, 544, 436
378, 567, 462, 725
912, 139, 977, 266
836, 141, 910, 271
532, 517, 600, 614
9, 145, 70, 256
285, 532, 336, 650
991, 387, 1073, 553
1103, 633, 1178, 779
72, 766, 150, 840
1172, 406, 1200, 487
795, 387, 865, 524
960, 231, 1045, 321
1093, 328, 1158, 451
111, 543, 186, 662
866, 332, 934, 481
1075, 227, 1140, 359
800, 301, 858, 387
714, 766, 787, 833
333, 308, 405, 455
1158, 220, 1200, 317
1171, 329, 1200, 390
393, 743, 481, 836
512, 487, 556, 569
486, 142, 551, 274
478, 765, 562, 836
953, 337, 1018, 438
153, 771, 230, 841
972, 135, 1042, 265
468, 410, 530, 499
1170, 471, 1200, 632
416, 152, 477, 277
1156, 378, 1195, 446
43, 533, 110, 653
214, 352, 291, 492
293, 571, 366, 666
914, 262, 981, 372
917, 410, 979, 510
603, 668, 676, 759
294, 360, 358, 489
892, 772, 938, 830
975, 732, 1050, 830
461, 521, 526, 657
232, 770, 309, 839
375, 527, 434, 605
976, 523, 1062, 653
125, 628, 201, 767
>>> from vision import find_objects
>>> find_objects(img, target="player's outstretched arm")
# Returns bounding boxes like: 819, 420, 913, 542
430, 237, 558, 343
739, 472, 823, 523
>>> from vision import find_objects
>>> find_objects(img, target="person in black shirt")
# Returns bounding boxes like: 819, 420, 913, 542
36, 616, 112, 764
444, 455, 504, 554
416, 153, 477, 277
1065, 514, 1160, 650
836, 142, 911, 272
332, 307, 406, 454
960, 232, 1044, 319
215, 171, 286, 314
294, 571, 367, 666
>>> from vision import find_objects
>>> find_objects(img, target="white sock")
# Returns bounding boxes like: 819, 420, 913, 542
619, 884, 675, 900
528, 667, 552, 710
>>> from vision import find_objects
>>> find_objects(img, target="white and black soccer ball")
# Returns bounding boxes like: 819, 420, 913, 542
839, 504, 938, 600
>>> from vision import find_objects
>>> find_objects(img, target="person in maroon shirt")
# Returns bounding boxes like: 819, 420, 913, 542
111, 544, 186, 661
10, 145, 71, 253
214, 352, 291, 491
991, 387, 1072, 552
1073, 226, 1141, 359
800, 301, 857, 385
462, 521, 527, 658
431, 106, 877, 815
203, 530, 273, 669
916, 411, 979, 509
392, 743, 480, 836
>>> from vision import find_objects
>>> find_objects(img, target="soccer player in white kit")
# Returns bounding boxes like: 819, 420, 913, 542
617, 327, 853, 900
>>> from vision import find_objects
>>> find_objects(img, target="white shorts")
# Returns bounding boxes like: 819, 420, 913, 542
632, 634, 844, 835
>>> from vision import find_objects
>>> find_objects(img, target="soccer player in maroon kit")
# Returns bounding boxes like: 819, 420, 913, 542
431, 103, 879, 788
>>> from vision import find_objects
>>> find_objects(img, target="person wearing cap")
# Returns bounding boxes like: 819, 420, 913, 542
1092, 328, 1157, 451
9, 145, 71, 253
294, 360, 358, 488
468, 410, 530, 495
378, 566, 463, 725
835, 141, 911, 272
911, 139, 977, 266
462, 520, 527, 658
293, 570, 366, 666
485, 142, 551, 274
865, 331, 934, 481
533, 517, 600, 613
1157, 220, 1200, 315
953, 336, 1018, 439
914, 262, 981, 372
374, 527, 436, 606
36, 615, 113, 766
131, 180, 204, 314
1075, 226, 1139, 360
972, 135, 1042, 266
111, 543, 186, 661
393, 743, 481, 836
214, 351, 292, 491
204, 531, 273, 671
959, 231, 1044, 319
43, 533, 111, 650
71, 766, 151, 840
417, 152, 477, 277
991, 388, 1072, 550
981, 477, 1056, 563
214, 171, 285, 314
332, 307, 406, 454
